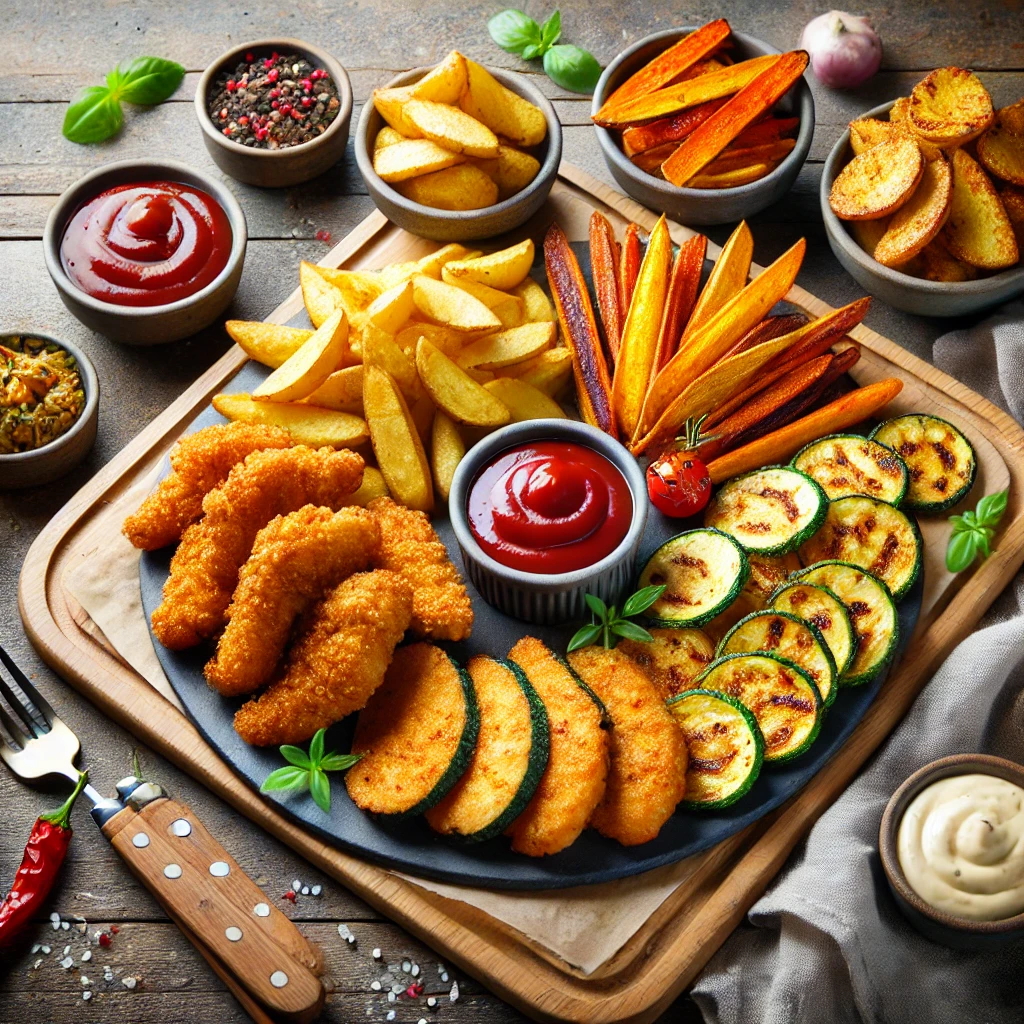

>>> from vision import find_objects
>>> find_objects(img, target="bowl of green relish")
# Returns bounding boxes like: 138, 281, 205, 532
0, 332, 99, 489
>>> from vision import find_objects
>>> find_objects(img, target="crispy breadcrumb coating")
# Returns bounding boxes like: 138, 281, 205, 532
123, 422, 291, 550
204, 505, 380, 696
150, 446, 364, 650
368, 496, 473, 641
233, 570, 412, 746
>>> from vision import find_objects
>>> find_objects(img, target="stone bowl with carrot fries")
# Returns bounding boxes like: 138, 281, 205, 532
592, 21, 813, 225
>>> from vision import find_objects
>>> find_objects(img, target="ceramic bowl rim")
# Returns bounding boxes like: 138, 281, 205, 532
193, 37, 353, 165
820, 100, 1024, 296
0, 329, 99, 468
448, 418, 648, 588
353, 63, 562, 225
42, 158, 248, 320
878, 752, 1024, 935
591, 27, 814, 200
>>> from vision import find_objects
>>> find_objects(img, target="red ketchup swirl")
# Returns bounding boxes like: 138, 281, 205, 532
60, 181, 232, 307
468, 441, 633, 574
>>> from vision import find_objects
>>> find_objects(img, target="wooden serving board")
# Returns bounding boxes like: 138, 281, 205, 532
19, 165, 1024, 1023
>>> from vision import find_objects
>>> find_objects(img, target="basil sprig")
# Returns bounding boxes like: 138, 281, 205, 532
946, 489, 1008, 572
488, 9, 602, 94
63, 56, 185, 144
567, 585, 666, 652
260, 727, 362, 814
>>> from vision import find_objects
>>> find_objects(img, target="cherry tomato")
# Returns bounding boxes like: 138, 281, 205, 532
646, 449, 712, 518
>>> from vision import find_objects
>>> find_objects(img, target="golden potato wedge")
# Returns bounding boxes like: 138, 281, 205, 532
373, 138, 465, 182
408, 50, 468, 106
394, 163, 499, 211
299, 260, 343, 327
362, 323, 424, 401
460, 57, 547, 147
849, 118, 899, 156
415, 338, 511, 428
431, 409, 465, 502
303, 365, 363, 413
456, 321, 555, 371
363, 365, 433, 512
491, 146, 542, 200
212, 392, 369, 448
503, 347, 574, 396
444, 238, 535, 291
409, 394, 436, 444
916, 234, 978, 281
439, 269, 523, 327
467, 155, 501, 179
875, 155, 953, 267
314, 266, 383, 318
375, 126, 406, 151
883, 100, 943, 159
364, 280, 416, 334
977, 100, 1024, 187
225, 321, 314, 369
889, 96, 911, 125
412, 274, 502, 331
403, 99, 499, 158
910, 67, 994, 147
463, 367, 495, 383
377, 260, 422, 289
1000, 184, 1024, 251
394, 322, 466, 358
850, 216, 891, 259
415, 243, 475, 279
253, 309, 348, 403
829, 135, 924, 220
483, 377, 566, 422
344, 466, 389, 507
945, 148, 1019, 269
373, 86, 421, 137
513, 278, 555, 323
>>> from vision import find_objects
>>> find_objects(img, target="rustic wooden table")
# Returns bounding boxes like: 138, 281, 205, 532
1, 2, 1021, 1021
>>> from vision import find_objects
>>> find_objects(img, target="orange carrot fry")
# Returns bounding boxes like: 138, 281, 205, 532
684, 221, 753, 342
656, 235, 706, 371
619, 223, 642, 316
544, 224, 616, 437
687, 162, 774, 189
662, 50, 809, 186
622, 98, 727, 156
729, 116, 800, 148
706, 378, 903, 483
631, 142, 682, 175
671, 57, 728, 84
589, 211, 624, 365
705, 138, 796, 172
597, 19, 731, 116
716, 313, 809, 363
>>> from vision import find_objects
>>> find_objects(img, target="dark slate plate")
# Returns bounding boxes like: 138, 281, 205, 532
140, 248, 921, 890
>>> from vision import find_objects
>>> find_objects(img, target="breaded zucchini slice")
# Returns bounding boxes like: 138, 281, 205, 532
617, 627, 716, 702
567, 646, 688, 846
346, 643, 478, 818
425, 656, 548, 843
505, 637, 609, 857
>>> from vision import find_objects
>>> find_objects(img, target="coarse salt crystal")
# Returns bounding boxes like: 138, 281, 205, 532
337, 923, 356, 945
30, 944, 40, 954
81, 976, 90, 987
301, 886, 310, 895
83, 991, 92, 1002
419, 1019, 428, 1024
311, 884, 321, 896
60, 957, 73, 970
63, 945, 71, 956
51, 920, 60, 931
123, 977, 137, 989
81, 951, 92, 962
427, 996, 437, 1008
50, 912, 60, 925
32, 959, 42, 970
292, 878, 302, 891
41, 945, 50, 954
386, 1013, 395, 1022
370, 981, 381, 992
402, 960, 411, 974
391, 983, 403, 994
450, 980, 459, 1003
387, 992, 396, 1004
411, 964, 420, 977
440, 972, 449, 982
61, 921, 70, 930
372, 947, 382, 960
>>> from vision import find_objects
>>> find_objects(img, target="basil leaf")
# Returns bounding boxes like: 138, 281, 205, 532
567, 623, 602, 653
279, 744, 312, 770
521, 43, 543, 61
948, 514, 967, 531
976, 489, 1008, 527
611, 620, 655, 643
309, 769, 332, 813
105, 67, 127, 94
63, 85, 123, 143
584, 592, 608, 619
622, 584, 666, 617
488, 9, 542, 55
946, 530, 978, 573
116, 56, 186, 105
540, 10, 562, 50
543, 44, 602, 93
260, 766, 310, 794
308, 727, 326, 767
319, 752, 363, 772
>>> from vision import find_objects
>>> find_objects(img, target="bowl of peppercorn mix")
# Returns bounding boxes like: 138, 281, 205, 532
196, 39, 353, 188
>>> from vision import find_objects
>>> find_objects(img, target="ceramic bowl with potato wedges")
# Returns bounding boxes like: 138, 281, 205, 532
354, 55, 561, 243
822, 100, 1024, 318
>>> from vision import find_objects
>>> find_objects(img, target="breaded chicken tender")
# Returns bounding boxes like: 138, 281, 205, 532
233, 570, 412, 746
568, 646, 688, 847
123, 422, 291, 550
151, 446, 364, 650
204, 505, 380, 696
368, 496, 473, 641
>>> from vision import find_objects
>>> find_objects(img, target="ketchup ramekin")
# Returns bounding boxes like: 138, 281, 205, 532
449, 419, 647, 626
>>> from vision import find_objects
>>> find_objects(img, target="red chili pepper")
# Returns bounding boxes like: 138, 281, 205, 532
0, 772, 88, 949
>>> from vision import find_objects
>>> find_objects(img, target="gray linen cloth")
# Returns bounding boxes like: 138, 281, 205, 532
692, 302, 1024, 1024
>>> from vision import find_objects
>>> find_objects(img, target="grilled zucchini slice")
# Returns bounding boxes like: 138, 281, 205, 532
792, 561, 899, 686
717, 610, 838, 709
704, 551, 802, 643
617, 627, 716, 702
704, 467, 828, 555
666, 689, 764, 809
425, 656, 549, 842
870, 413, 976, 511
347, 643, 479, 818
769, 581, 857, 680
792, 433, 908, 504
798, 494, 922, 600
638, 528, 749, 628
697, 653, 822, 762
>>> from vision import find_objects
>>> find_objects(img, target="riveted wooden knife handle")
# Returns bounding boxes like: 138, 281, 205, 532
102, 797, 325, 1023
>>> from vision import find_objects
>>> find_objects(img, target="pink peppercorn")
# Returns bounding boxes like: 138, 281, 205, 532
282, 890, 297, 903
266, 68, 279, 83
269, 87, 281, 99
290, 109, 304, 120
237, 115, 248, 126
279, 103, 292, 114
225, 79, 237, 92
98, 932, 111, 948
315, 229, 331, 242
222, 127, 232, 136
301, 96, 312, 108
405, 983, 423, 998
300, 78, 312, 92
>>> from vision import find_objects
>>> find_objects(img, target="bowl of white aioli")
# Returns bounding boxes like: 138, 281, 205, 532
879, 753, 1024, 949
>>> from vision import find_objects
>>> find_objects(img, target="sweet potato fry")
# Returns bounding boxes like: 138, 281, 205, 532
619, 223, 642, 316
656, 235, 706, 370
543, 224, 616, 436
630, 142, 680, 175
716, 312, 808, 363
596, 18, 731, 117
589, 211, 624, 364
684, 220, 753, 342
613, 215, 672, 439
706, 378, 903, 483
662, 50, 809, 186
594, 54, 779, 128
687, 162, 774, 189
706, 138, 796, 171
621, 99, 727, 156
729, 116, 800, 148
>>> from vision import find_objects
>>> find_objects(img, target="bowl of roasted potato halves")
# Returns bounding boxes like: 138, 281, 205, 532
355, 51, 561, 242
822, 69, 1024, 317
